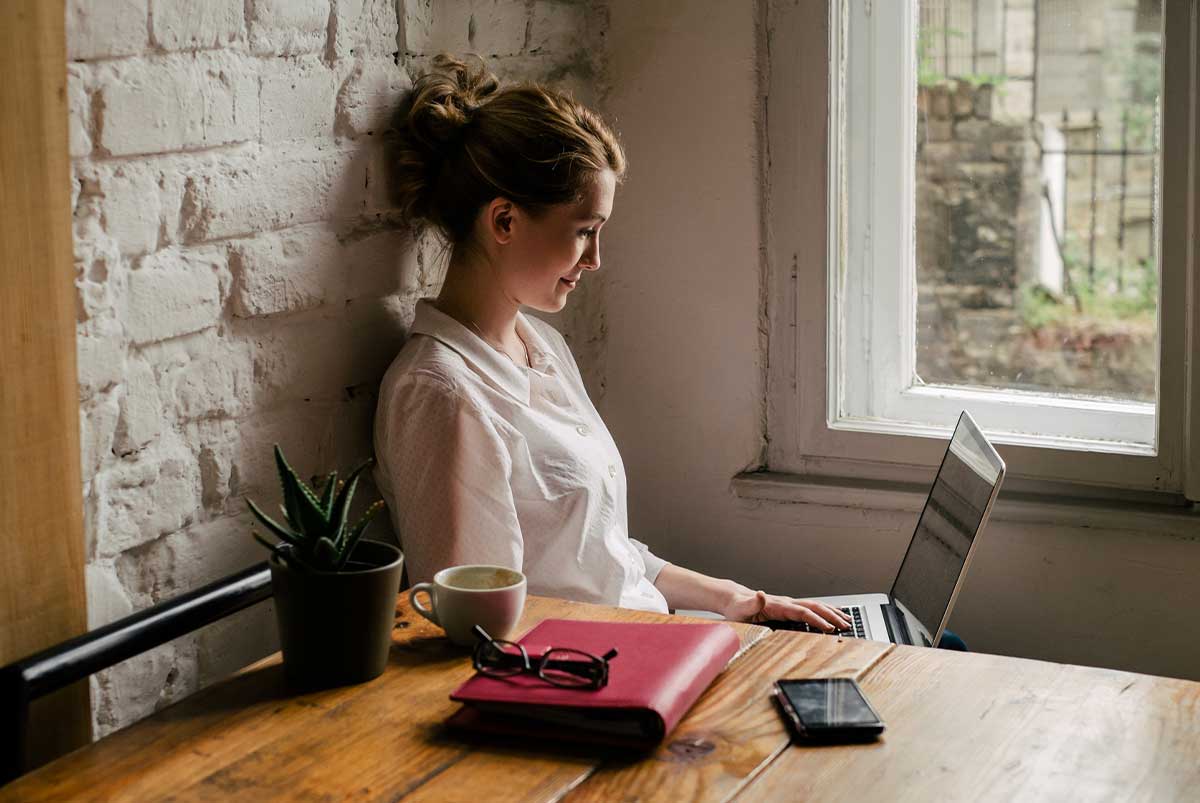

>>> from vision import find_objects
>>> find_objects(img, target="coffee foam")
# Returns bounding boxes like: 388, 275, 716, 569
447, 567, 522, 590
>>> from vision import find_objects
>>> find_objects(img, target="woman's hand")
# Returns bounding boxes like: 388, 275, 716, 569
724, 589, 852, 632
651, 564, 852, 632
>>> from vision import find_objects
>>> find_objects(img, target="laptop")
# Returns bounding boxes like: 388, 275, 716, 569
766, 411, 1006, 647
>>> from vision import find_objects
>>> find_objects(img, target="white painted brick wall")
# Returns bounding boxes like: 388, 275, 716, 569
529, 0, 593, 54
181, 148, 361, 242
68, 0, 606, 740
229, 226, 343, 316
124, 248, 224, 345
172, 340, 255, 421
77, 318, 126, 401
333, 0, 401, 59
260, 56, 338, 141
85, 562, 134, 629
113, 359, 164, 454
66, 66, 92, 157
344, 229, 420, 299
336, 59, 412, 137
408, 0, 529, 57
67, 0, 149, 61
248, 0, 332, 56
151, 0, 246, 52
95, 439, 202, 557
89, 162, 167, 255
98, 54, 260, 156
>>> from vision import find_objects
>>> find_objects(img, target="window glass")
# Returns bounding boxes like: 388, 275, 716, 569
915, 0, 1162, 403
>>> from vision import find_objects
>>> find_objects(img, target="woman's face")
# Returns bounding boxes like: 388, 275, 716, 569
495, 168, 616, 313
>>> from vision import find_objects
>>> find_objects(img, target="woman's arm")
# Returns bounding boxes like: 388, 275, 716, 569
652, 563, 852, 631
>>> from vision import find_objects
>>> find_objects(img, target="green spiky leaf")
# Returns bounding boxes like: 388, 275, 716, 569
251, 530, 285, 555
249, 448, 386, 573
335, 499, 386, 570
317, 471, 338, 518
278, 503, 299, 531
274, 447, 307, 532
328, 458, 374, 551
274, 445, 330, 536
247, 499, 303, 544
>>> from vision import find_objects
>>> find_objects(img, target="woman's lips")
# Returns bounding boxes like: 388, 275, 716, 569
560, 278, 577, 289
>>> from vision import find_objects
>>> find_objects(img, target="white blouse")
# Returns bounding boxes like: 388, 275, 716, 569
372, 299, 670, 613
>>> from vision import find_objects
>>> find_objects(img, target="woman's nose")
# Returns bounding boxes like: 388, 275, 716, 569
582, 239, 601, 271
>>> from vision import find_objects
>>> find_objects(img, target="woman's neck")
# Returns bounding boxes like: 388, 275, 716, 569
435, 258, 525, 362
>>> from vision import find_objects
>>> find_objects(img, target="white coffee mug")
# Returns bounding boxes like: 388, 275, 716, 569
408, 565, 527, 646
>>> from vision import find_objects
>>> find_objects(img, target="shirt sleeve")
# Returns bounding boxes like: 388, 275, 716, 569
377, 374, 523, 586
629, 538, 668, 582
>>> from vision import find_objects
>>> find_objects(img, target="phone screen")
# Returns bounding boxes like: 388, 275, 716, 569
776, 678, 883, 732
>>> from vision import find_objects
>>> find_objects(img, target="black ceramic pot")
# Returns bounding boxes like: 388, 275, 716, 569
269, 539, 404, 690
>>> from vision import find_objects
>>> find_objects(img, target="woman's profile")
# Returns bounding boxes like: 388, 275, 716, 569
373, 54, 850, 630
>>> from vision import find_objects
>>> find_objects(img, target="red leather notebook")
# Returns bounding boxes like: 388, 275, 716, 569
447, 618, 741, 746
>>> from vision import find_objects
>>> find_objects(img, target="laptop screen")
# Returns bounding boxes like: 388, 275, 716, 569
889, 413, 1004, 637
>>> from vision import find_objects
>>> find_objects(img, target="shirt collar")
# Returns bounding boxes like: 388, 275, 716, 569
409, 298, 557, 406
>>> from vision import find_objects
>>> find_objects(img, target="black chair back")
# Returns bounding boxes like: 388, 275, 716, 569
0, 561, 272, 785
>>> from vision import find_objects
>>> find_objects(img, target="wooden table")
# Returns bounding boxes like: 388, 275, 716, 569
3, 595, 1198, 802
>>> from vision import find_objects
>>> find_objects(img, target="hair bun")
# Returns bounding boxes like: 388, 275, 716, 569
406, 54, 500, 151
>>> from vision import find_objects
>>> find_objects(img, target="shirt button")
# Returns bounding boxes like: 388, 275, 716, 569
608, 465, 617, 478
576, 424, 589, 436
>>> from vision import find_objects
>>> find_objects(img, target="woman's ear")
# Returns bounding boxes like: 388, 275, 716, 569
486, 198, 515, 245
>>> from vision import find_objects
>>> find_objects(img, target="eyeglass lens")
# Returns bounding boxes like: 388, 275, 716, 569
475, 640, 527, 677
539, 648, 606, 687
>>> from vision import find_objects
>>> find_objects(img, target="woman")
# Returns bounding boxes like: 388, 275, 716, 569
373, 54, 850, 632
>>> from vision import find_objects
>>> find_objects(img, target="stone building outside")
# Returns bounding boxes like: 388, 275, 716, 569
914, 0, 1161, 403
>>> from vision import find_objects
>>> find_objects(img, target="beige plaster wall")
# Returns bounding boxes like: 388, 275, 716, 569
595, 0, 1199, 682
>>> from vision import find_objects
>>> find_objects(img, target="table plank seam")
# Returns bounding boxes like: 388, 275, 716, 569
851, 643, 897, 683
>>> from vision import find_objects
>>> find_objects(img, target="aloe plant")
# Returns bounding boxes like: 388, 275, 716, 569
248, 445, 386, 572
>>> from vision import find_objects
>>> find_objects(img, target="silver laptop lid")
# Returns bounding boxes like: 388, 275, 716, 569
888, 411, 1005, 646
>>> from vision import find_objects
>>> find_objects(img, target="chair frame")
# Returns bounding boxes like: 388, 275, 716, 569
0, 561, 272, 785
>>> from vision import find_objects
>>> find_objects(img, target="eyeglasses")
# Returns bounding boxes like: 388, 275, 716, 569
471, 625, 619, 690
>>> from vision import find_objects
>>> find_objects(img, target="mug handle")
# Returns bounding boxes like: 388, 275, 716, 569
408, 583, 440, 626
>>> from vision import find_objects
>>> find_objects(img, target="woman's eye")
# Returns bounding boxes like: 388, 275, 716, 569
579, 229, 596, 238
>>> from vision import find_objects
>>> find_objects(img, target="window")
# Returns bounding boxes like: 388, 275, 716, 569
754, 0, 1199, 503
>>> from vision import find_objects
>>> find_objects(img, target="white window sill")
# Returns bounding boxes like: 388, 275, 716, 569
731, 471, 1200, 534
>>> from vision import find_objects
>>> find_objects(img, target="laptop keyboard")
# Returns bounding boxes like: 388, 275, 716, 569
767, 607, 866, 639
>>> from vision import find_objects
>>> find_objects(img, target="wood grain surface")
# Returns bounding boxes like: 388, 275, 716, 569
737, 644, 1200, 803
0, 0, 91, 771
3, 595, 1198, 802
0, 596, 765, 802
560, 632, 891, 803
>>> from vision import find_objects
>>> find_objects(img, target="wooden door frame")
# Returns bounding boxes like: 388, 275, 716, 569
0, 0, 92, 772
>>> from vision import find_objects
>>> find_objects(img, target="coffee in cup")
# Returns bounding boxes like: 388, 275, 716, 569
408, 565, 527, 646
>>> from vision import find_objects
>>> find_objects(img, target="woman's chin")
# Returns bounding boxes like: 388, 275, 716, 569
525, 295, 569, 314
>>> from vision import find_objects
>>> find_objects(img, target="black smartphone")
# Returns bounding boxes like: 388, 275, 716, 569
772, 678, 885, 741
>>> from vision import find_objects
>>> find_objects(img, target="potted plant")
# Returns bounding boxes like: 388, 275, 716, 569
248, 444, 403, 689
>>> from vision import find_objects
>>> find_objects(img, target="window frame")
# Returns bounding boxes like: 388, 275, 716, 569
838, 1, 1159, 453
753, 0, 1200, 505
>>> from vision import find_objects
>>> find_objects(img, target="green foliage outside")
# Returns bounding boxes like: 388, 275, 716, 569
1103, 33, 1162, 146
916, 27, 1008, 90
1018, 237, 1158, 333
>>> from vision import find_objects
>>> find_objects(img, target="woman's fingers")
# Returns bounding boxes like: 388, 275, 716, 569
777, 599, 838, 631
816, 602, 852, 629
774, 598, 851, 631
747, 593, 854, 632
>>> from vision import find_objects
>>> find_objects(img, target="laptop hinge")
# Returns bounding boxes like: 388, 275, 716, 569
882, 601, 914, 646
